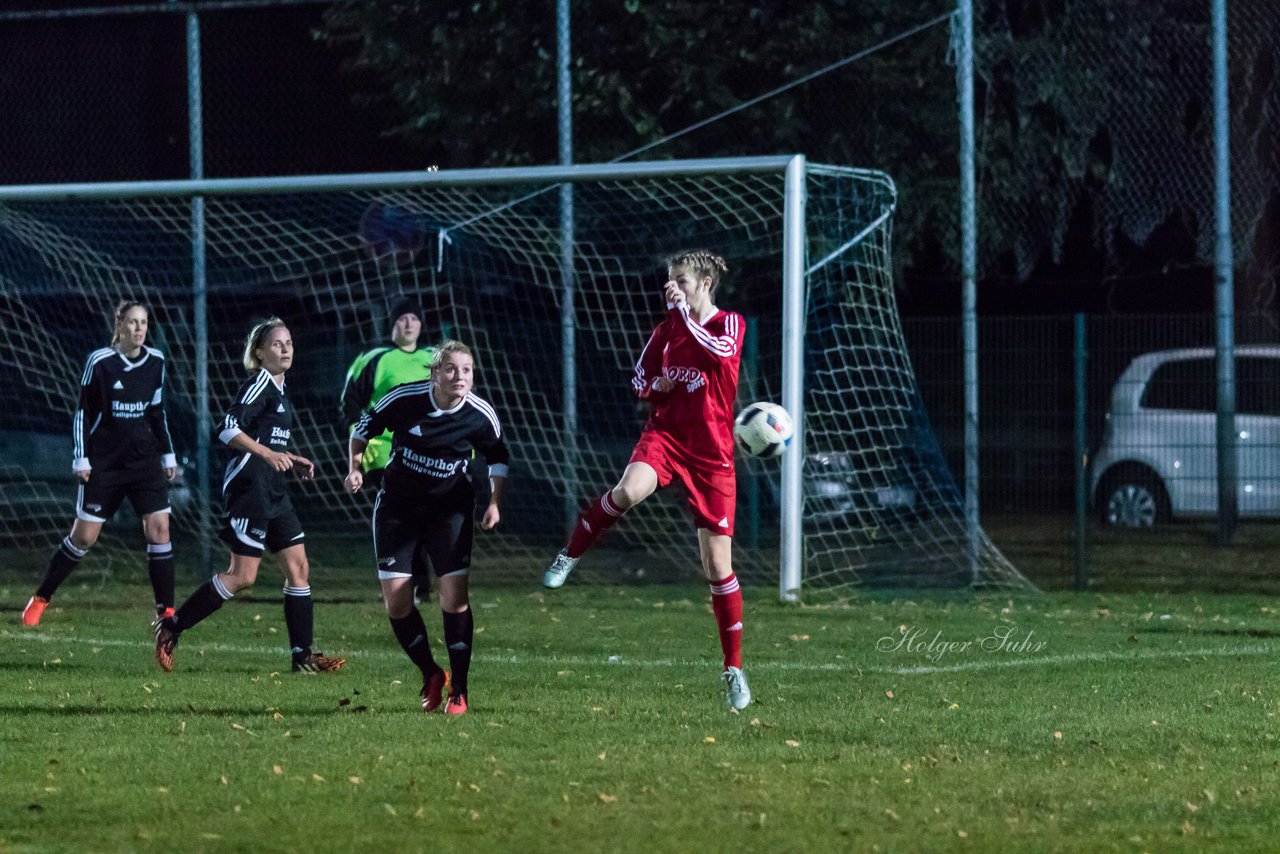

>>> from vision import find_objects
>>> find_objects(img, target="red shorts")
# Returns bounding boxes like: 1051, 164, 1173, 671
629, 430, 736, 537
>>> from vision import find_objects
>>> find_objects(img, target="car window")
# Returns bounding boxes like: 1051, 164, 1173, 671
1238, 356, 1280, 416
1140, 357, 1214, 411
1140, 355, 1280, 415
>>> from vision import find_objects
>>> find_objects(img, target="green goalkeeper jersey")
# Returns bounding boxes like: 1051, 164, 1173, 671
340, 345, 436, 471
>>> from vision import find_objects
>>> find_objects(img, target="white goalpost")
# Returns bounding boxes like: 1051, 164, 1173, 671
0, 156, 1030, 597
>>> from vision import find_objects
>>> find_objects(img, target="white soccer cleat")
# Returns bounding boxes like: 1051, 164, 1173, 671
542, 549, 579, 589
722, 666, 751, 710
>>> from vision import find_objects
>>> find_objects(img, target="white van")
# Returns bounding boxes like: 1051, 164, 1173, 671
1091, 346, 1280, 526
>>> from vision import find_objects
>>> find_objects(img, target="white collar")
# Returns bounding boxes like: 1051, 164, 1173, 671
259, 367, 286, 392
428, 381, 467, 416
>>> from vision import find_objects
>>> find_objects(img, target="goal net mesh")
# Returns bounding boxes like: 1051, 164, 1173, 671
0, 163, 1029, 593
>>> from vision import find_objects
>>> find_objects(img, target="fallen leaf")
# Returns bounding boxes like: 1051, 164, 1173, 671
384, 804, 397, 816
704, 737, 717, 743
312, 774, 325, 782
273, 765, 283, 775
785, 740, 800, 748
599, 793, 618, 803
231, 723, 246, 731
349, 776, 362, 785
885, 690, 894, 699
1054, 731, 1063, 741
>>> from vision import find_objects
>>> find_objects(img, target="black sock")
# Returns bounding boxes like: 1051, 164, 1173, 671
35, 537, 88, 601
442, 608, 473, 695
283, 585, 314, 661
389, 608, 439, 675
172, 577, 232, 633
146, 542, 175, 611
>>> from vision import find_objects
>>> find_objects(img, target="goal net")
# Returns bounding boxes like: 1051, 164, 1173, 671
0, 158, 1029, 594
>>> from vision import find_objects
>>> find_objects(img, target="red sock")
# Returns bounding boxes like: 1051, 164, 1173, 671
565, 491, 626, 558
709, 573, 743, 669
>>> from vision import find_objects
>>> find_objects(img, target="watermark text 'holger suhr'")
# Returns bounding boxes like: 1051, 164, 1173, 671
876, 625, 1047, 663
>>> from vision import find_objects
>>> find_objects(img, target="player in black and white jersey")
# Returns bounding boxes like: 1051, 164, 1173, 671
154, 318, 346, 675
345, 340, 509, 715
22, 301, 178, 627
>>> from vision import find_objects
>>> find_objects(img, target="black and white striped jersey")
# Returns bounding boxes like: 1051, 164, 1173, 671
72, 346, 175, 480
218, 369, 296, 515
352, 381, 510, 502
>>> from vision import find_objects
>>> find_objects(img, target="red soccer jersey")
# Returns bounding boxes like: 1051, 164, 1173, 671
631, 303, 743, 469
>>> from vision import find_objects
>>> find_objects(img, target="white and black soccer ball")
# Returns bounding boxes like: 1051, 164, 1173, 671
734, 401, 794, 458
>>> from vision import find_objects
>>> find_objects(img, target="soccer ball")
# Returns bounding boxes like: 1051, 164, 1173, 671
734, 402, 794, 458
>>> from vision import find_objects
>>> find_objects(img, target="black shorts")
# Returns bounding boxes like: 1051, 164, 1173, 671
76, 470, 170, 524
219, 508, 306, 558
372, 491, 473, 581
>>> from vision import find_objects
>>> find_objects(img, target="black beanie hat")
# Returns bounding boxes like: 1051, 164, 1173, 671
388, 300, 422, 331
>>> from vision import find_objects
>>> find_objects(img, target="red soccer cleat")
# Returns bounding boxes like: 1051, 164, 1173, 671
153, 618, 178, 672
156, 606, 176, 620
443, 692, 468, 716
21, 596, 48, 627
420, 667, 449, 713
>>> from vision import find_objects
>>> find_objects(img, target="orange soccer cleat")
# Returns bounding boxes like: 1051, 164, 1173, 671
443, 692, 468, 716
21, 596, 48, 627
292, 652, 346, 674
153, 618, 178, 672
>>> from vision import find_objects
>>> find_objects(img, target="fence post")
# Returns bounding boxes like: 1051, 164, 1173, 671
1074, 313, 1088, 591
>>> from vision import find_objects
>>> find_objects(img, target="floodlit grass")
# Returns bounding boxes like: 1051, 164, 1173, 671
2, 579, 1280, 852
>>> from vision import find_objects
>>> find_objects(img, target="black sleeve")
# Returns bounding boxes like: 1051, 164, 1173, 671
219, 375, 271, 446
72, 354, 102, 468
473, 413, 510, 473
350, 384, 405, 443
145, 360, 176, 457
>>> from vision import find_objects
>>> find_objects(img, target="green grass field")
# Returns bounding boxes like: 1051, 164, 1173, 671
3, 577, 1280, 852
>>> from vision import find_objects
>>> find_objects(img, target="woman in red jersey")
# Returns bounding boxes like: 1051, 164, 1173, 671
542, 249, 750, 710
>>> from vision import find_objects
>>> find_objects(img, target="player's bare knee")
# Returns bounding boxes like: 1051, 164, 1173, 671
384, 599, 413, 619
438, 575, 469, 613
382, 583, 415, 618
219, 569, 254, 594
69, 530, 98, 551
703, 553, 733, 581
611, 484, 641, 509
142, 513, 169, 544
286, 561, 310, 588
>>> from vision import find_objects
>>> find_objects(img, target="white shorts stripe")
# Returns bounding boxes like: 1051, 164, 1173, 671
74, 485, 107, 524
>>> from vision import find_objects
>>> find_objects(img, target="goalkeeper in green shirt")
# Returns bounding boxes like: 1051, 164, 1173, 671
340, 300, 436, 492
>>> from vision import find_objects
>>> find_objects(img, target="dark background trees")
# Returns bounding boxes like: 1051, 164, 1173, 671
321, 0, 1279, 316
0, 0, 1275, 315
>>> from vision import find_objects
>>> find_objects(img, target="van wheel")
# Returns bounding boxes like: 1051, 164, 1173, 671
1098, 469, 1170, 527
